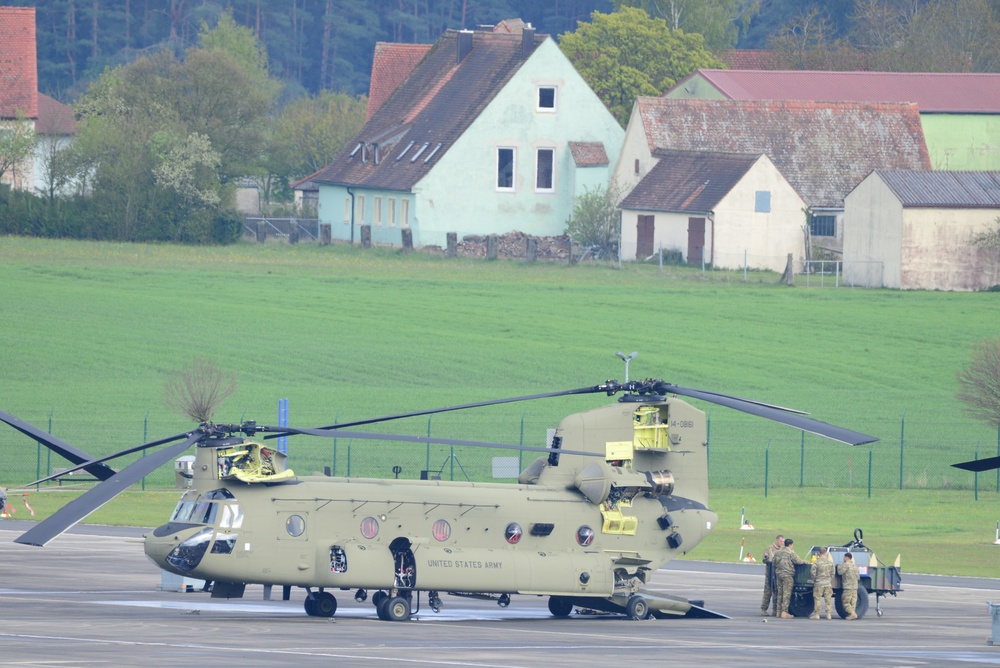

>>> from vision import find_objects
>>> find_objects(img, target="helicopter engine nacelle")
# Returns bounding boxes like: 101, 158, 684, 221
644, 470, 674, 497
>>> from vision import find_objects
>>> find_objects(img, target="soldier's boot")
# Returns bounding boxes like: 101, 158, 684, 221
780, 612, 795, 619
772, 609, 779, 617
846, 612, 858, 620
809, 612, 819, 620
760, 610, 770, 617
826, 612, 832, 620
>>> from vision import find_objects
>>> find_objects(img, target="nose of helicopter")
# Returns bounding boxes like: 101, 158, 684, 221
144, 522, 211, 572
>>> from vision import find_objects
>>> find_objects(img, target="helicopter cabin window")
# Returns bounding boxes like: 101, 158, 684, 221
360, 516, 380, 539
504, 522, 523, 544
170, 493, 220, 525
285, 514, 305, 537
432, 519, 451, 541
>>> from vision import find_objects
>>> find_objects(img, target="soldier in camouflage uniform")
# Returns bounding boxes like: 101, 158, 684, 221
773, 538, 806, 619
760, 534, 784, 616
837, 552, 861, 620
809, 546, 835, 619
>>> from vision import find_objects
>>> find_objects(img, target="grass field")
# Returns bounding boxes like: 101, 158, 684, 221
1, 237, 999, 577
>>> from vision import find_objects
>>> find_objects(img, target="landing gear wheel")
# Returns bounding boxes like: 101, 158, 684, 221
312, 591, 338, 617
376, 597, 391, 621
304, 596, 317, 617
547, 596, 573, 617
384, 595, 411, 621
626, 595, 649, 620
372, 590, 388, 608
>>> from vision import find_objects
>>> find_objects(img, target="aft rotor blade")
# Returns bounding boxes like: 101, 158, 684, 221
16, 429, 198, 488
267, 426, 601, 457
263, 384, 612, 440
14, 433, 202, 547
660, 384, 878, 446
0, 409, 117, 481
952, 456, 1000, 473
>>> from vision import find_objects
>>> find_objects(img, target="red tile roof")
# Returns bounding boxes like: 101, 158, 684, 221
637, 97, 931, 209
568, 141, 608, 166
35, 93, 76, 135
0, 6, 38, 119
315, 29, 545, 192
366, 43, 432, 122
681, 70, 1000, 113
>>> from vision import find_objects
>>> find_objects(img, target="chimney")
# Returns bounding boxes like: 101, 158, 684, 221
457, 30, 473, 64
521, 26, 535, 59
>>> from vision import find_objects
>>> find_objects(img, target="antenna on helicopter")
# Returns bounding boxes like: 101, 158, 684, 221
616, 351, 638, 382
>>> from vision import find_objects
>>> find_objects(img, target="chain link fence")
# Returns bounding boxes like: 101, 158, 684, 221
2, 409, 998, 497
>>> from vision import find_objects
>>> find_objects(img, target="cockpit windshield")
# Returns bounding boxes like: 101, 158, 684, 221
170, 489, 239, 526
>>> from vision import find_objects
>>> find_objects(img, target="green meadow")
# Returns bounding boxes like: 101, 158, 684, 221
1, 236, 998, 577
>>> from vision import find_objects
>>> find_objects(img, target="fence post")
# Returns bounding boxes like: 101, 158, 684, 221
764, 443, 770, 497
975, 447, 979, 501
426, 416, 432, 474
996, 426, 999, 493
899, 412, 905, 490
867, 448, 873, 499
800, 431, 805, 487
142, 409, 149, 491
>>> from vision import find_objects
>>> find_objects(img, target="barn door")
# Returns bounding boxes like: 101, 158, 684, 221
687, 217, 705, 266
636, 215, 655, 259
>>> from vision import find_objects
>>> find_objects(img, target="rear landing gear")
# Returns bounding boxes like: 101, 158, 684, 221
548, 596, 573, 617
378, 595, 411, 621
626, 595, 649, 620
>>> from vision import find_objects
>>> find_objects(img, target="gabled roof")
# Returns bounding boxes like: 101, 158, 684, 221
873, 170, 1000, 208
619, 150, 761, 213
568, 141, 608, 167
636, 98, 931, 209
35, 93, 76, 135
674, 70, 1000, 113
0, 6, 38, 119
313, 29, 545, 192
715, 50, 784, 71
366, 43, 432, 122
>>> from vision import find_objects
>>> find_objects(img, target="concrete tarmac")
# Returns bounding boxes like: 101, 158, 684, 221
2, 521, 999, 667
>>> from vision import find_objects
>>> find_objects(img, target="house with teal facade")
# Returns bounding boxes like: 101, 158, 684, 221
311, 26, 623, 249
665, 70, 1000, 171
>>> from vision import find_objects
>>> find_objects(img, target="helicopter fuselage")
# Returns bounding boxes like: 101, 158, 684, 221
144, 396, 719, 616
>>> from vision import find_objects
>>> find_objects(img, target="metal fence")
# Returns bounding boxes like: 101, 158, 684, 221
242, 217, 321, 242
2, 410, 997, 499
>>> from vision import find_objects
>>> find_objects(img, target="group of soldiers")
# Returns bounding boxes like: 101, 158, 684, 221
760, 533, 861, 620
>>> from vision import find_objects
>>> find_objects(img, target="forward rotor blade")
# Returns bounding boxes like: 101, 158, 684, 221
660, 384, 878, 446
0, 409, 117, 481
14, 433, 202, 547
952, 456, 1000, 473
266, 426, 601, 457
15, 429, 198, 488
263, 384, 611, 440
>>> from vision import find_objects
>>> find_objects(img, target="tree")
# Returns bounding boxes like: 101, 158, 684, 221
565, 181, 624, 252
269, 91, 367, 179
956, 338, 1000, 428
613, 0, 760, 50
972, 216, 1000, 251
559, 7, 724, 126
0, 115, 37, 188
163, 357, 237, 423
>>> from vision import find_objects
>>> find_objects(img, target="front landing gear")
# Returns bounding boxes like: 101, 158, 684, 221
304, 590, 338, 617
378, 594, 411, 621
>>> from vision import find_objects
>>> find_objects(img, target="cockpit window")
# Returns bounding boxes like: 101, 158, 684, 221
170, 490, 235, 525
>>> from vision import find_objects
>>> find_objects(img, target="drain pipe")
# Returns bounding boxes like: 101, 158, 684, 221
347, 186, 356, 244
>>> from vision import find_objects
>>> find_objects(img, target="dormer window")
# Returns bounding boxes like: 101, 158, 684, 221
537, 86, 556, 112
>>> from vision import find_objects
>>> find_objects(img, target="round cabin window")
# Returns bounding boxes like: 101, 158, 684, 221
360, 516, 380, 539
285, 514, 305, 537
432, 519, 451, 541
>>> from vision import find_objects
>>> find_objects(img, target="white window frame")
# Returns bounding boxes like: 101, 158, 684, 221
343, 197, 351, 225
388, 197, 396, 228
400, 199, 410, 228
537, 86, 557, 112
496, 146, 515, 192
374, 195, 383, 227
356, 194, 366, 224
535, 147, 555, 193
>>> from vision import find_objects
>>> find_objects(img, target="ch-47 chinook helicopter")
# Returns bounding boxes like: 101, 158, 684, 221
2, 378, 877, 622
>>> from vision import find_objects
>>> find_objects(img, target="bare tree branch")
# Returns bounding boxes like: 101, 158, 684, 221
163, 357, 237, 423
956, 337, 1000, 427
